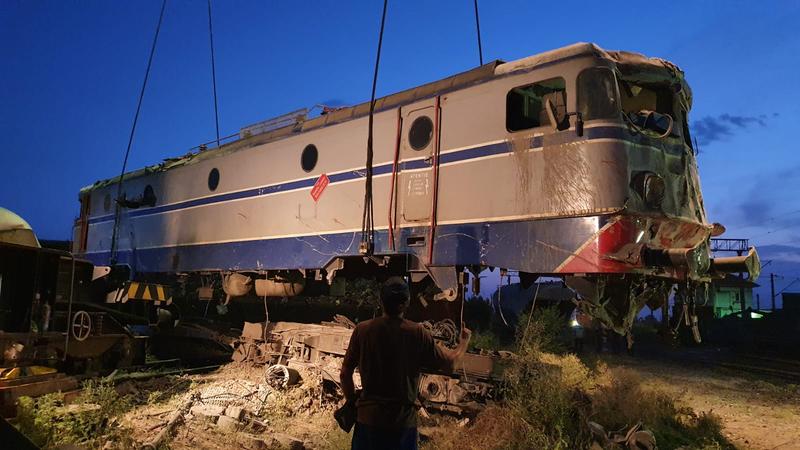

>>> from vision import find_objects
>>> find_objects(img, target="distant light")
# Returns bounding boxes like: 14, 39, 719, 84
750, 312, 764, 319
570, 319, 580, 328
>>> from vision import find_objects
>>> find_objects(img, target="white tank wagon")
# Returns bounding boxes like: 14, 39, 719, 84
73, 43, 758, 337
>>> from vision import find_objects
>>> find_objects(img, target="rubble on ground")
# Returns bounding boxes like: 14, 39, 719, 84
114, 319, 504, 449
119, 363, 339, 449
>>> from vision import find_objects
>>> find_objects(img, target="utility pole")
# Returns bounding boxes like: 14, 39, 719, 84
737, 249, 747, 320
771, 273, 776, 311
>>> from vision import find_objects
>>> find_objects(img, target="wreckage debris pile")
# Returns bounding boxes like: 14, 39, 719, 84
17, 315, 735, 449
193, 379, 270, 413
125, 363, 336, 450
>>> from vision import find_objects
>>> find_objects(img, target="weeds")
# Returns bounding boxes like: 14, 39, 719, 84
16, 379, 133, 449
431, 313, 732, 450
590, 368, 729, 449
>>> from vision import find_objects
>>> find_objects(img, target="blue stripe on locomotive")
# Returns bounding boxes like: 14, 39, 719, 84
83, 215, 602, 275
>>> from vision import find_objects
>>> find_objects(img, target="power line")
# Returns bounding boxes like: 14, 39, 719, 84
751, 221, 799, 238
775, 277, 800, 297
737, 208, 800, 235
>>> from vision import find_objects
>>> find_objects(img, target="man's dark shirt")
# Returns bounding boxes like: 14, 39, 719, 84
343, 316, 450, 429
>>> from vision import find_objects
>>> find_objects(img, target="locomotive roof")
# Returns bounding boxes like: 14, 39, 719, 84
81, 42, 689, 194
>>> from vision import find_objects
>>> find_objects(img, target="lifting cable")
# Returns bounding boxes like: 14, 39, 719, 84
207, 0, 221, 148
110, 0, 168, 264
360, 0, 388, 256
473, 0, 484, 65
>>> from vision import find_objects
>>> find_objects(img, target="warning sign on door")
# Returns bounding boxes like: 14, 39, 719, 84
310, 173, 329, 202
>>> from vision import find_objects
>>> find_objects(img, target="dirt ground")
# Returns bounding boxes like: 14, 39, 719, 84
107, 354, 800, 450
119, 363, 351, 450
601, 355, 800, 450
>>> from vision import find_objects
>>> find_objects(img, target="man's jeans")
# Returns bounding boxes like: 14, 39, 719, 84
351, 422, 418, 450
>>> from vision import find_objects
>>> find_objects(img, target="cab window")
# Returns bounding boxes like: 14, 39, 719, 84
506, 77, 567, 132
577, 67, 619, 120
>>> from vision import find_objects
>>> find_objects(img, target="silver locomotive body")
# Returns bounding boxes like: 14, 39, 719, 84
73, 43, 755, 334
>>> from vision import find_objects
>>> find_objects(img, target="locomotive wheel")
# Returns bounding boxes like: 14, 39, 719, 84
266, 364, 299, 389
71, 311, 92, 342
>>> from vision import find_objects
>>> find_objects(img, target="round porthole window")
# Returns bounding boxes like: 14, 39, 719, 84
103, 193, 111, 212
208, 168, 220, 191
301, 144, 318, 172
408, 116, 434, 151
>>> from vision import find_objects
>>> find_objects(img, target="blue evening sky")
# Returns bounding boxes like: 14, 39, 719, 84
2, 1, 799, 296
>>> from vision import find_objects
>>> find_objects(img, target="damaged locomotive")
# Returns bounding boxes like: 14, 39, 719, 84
72, 42, 759, 341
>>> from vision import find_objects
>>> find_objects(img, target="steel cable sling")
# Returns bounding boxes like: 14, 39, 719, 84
360, 0, 388, 256
207, 0, 221, 148
109, 0, 168, 264
473, 0, 484, 65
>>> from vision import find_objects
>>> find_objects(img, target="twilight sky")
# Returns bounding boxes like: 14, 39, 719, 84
2, 1, 799, 297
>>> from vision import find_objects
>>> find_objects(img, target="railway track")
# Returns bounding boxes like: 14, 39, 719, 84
682, 352, 800, 383
107, 359, 224, 383
714, 354, 800, 382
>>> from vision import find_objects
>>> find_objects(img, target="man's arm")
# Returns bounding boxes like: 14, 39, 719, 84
340, 361, 357, 402
441, 327, 472, 367
423, 327, 472, 372
340, 327, 359, 402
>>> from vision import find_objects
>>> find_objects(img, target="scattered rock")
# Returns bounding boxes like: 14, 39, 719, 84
225, 405, 245, 420
245, 436, 269, 450
272, 432, 305, 450
217, 415, 240, 432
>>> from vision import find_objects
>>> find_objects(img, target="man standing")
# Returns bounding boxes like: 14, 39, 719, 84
340, 277, 471, 450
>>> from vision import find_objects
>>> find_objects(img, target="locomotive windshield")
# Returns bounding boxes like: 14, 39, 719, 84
577, 66, 687, 142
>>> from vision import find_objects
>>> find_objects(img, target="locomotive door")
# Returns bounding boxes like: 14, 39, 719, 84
399, 99, 439, 223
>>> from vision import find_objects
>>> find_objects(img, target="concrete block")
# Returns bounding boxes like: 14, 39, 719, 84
225, 405, 245, 420
190, 404, 225, 417
216, 415, 239, 432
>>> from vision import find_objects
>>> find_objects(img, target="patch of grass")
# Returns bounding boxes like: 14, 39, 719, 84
422, 406, 526, 450
16, 379, 134, 449
468, 329, 504, 352
516, 305, 569, 354
501, 349, 592, 448
431, 317, 733, 450
591, 367, 730, 449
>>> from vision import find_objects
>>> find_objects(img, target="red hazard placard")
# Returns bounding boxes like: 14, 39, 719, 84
310, 173, 329, 202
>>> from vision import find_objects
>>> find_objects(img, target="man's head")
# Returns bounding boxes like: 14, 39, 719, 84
380, 276, 410, 317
